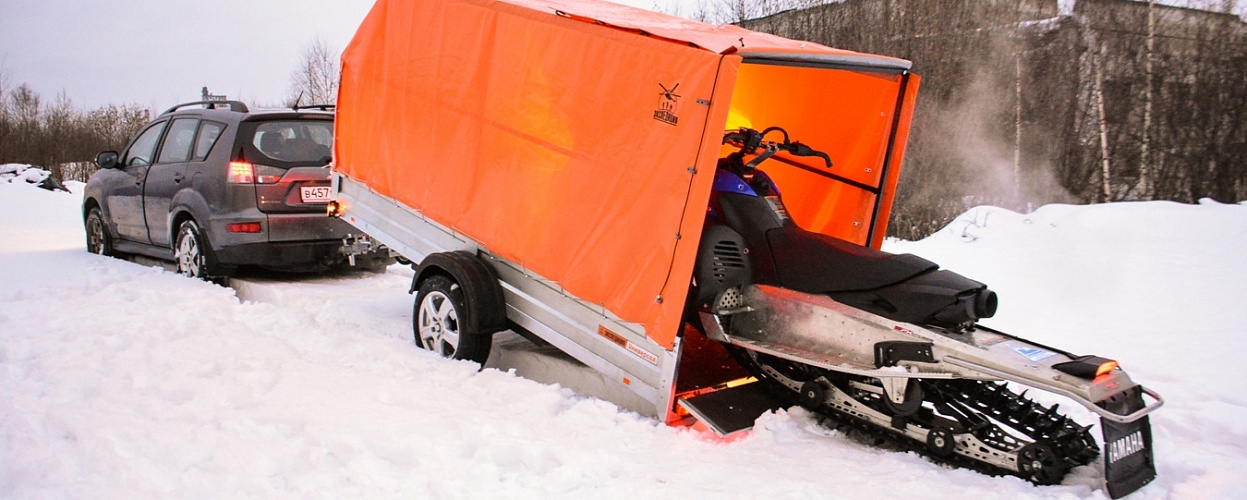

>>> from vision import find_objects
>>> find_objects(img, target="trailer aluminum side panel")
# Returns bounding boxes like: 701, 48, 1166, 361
333, 173, 680, 417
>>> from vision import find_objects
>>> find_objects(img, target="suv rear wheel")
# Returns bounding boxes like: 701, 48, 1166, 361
175, 219, 218, 280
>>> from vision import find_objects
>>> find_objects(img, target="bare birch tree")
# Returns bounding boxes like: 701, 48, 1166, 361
1139, 0, 1155, 199
287, 37, 341, 106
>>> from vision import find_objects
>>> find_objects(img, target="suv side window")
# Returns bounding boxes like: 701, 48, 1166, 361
157, 118, 199, 164
193, 121, 225, 161
124, 121, 168, 167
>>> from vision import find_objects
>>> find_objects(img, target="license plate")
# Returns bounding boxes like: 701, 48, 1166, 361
300, 186, 333, 203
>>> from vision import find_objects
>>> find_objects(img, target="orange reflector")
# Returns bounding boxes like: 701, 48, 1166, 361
1096, 360, 1120, 377
227, 222, 263, 233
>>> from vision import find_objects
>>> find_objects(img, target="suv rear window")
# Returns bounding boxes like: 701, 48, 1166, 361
249, 120, 333, 166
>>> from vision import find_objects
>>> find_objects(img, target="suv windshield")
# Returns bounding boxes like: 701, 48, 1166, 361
250, 120, 333, 166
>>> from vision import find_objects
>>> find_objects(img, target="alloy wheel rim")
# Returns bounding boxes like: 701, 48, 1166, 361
176, 228, 201, 277
418, 291, 459, 357
87, 216, 104, 254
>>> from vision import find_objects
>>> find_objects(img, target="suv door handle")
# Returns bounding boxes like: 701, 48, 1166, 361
173, 172, 184, 183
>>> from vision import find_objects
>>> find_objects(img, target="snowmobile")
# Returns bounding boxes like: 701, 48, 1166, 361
681, 127, 1163, 498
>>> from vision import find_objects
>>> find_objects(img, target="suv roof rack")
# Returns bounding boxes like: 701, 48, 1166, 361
162, 100, 251, 115
292, 104, 336, 112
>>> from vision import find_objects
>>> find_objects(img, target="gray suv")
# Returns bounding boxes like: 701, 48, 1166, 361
83, 100, 382, 279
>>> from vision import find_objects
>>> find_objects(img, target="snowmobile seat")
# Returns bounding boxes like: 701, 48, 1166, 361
765, 226, 938, 294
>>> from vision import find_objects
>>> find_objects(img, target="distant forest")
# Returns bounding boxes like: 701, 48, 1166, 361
0, 38, 338, 186
724, 0, 1247, 238
0, 72, 150, 183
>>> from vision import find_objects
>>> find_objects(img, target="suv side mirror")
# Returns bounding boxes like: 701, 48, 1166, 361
96, 151, 119, 169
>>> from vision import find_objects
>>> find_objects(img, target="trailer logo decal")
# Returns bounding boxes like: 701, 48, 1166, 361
599, 325, 628, 348
599, 325, 659, 365
627, 342, 660, 365
654, 83, 681, 126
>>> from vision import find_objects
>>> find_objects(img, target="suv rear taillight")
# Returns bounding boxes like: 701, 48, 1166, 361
228, 161, 284, 184
228, 161, 254, 183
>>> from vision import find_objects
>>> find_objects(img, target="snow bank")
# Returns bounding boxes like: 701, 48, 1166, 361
2, 179, 1246, 498
0, 164, 74, 193
1, 163, 50, 184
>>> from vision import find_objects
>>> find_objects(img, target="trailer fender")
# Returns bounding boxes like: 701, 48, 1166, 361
410, 251, 508, 335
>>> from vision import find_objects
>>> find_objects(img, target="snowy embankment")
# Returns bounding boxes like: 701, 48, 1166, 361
2, 172, 1246, 498
2, 163, 54, 185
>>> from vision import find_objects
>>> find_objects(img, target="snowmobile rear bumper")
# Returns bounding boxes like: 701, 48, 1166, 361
1100, 386, 1157, 498
941, 355, 1164, 424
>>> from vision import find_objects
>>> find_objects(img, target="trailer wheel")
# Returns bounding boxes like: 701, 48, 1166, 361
414, 274, 492, 364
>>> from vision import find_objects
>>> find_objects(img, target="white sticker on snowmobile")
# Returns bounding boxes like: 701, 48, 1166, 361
974, 333, 1009, 348
1006, 343, 1058, 362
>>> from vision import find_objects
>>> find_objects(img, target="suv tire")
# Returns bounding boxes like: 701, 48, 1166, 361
174, 219, 219, 281
85, 207, 114, 257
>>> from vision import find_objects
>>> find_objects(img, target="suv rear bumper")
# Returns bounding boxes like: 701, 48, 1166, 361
214, 240, 347, 271
208, 213, 361, 270
266, 212, 356, 242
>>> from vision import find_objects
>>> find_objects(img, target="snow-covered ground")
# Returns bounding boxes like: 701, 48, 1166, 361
2, 172, 1245, 499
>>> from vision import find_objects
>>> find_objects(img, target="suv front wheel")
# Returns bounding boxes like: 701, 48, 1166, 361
174, 219, 219, 281
85, 207, 113, 257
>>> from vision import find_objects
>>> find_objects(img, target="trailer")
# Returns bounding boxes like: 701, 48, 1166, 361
330, 1, 1160, 497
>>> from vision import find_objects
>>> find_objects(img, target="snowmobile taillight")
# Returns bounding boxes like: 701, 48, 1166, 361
1053, 355, 1120, 379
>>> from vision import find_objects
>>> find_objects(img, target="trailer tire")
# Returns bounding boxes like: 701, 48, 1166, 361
411, 251, 509, 335
414, 274, 493, 363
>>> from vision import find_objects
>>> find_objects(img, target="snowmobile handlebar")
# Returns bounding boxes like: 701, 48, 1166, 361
722, 127, 833, 170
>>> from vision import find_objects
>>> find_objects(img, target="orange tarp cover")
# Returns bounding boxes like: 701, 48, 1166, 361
335, 0, 917, 349
727, 64, 920, 247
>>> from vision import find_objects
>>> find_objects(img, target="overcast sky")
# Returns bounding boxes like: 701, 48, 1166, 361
5, 0, 1239, 112
0, 0, 685, 111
